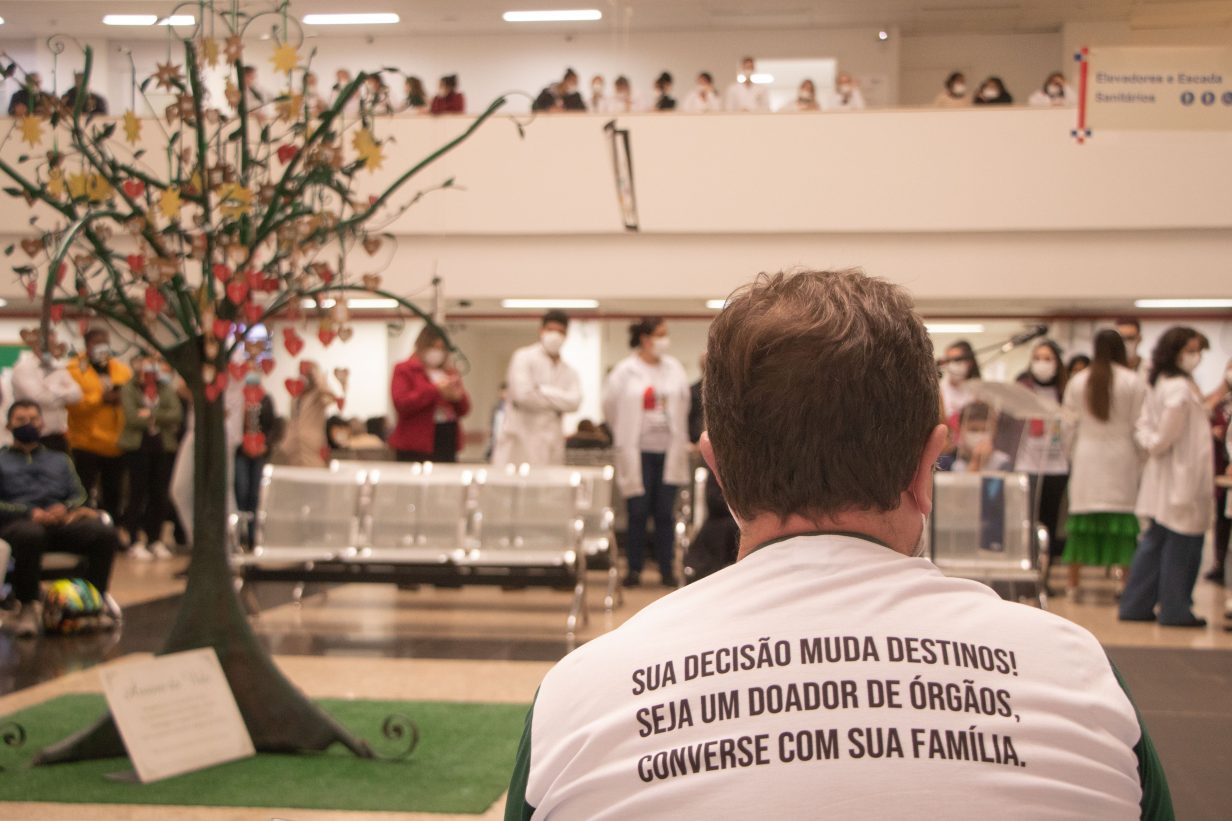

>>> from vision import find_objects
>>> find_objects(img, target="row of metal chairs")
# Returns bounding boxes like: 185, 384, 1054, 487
229, 461, 620, 641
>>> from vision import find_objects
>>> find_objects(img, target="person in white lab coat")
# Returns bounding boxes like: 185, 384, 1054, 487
681, 72, 723, 113
1061, 330, 1147, 596
1027, 71, 1076, 107
825, 71, 866, 111
491, 311, 582, 466
1119, 326, 1213, 627
10, 329, 81, 452
724, 56, 769, 112
602, 317, 691, 587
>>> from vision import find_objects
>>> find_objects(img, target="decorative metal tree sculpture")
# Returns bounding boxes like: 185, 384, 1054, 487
0, 2, 509, 764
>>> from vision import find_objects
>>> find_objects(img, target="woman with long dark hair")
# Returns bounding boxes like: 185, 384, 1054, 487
1119, 327, 1213, 626
602, 317, 691, 587
1060, 330, 1147, 596
1016, 340, 1070, 562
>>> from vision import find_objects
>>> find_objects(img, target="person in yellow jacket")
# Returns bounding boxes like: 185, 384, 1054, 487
66, 328, 132, 522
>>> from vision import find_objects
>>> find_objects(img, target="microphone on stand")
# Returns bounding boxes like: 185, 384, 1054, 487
999, 323, 1049, 354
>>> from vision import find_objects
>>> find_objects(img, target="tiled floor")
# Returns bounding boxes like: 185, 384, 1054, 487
2, 552, 1231, 819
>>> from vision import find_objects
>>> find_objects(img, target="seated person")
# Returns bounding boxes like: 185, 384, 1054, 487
507, 269, 1169, 819
951, 401, 1013, 472
0, 400, 120, 638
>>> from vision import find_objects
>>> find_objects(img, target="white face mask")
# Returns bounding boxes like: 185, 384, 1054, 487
541, 330, 565, 356
1179, 351, 1202, 374
652, 336, 671, 356
422, 348, 446, 369
1030, 359, 1057, 383
981, 86, 1000, 101
838, 83, 853, 95
961, 431, 991, 453
1046, 82, 1063, 97
950, 82, 966, 96
89, 343, 111, 364
946, 361, 970, 381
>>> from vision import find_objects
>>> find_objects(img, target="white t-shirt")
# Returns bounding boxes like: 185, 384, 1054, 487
724, 82, 769, 112
508, 534, 1168, 820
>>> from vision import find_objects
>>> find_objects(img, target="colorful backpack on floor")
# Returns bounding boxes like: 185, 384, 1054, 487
42, 578, 105, 634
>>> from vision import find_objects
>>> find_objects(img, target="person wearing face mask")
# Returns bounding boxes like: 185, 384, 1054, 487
118, 353, 183, 561
1120, 327, 1213, 627
389, 326, 471, 462
0, 400, 121, 638
784, 79, 820, 112
507, 270, 1171, 820
1116, 316, 1147, 375
1060, 330, 1148, 598
1015, 340, 1071, 564
601, 75, 642, 114
66, 327, 132, 523
681, 71, 722, 113
273, 361, 338, 468
491, 311, 582, 467
10, 329, 81, 453
951, 402, 1012, 473
933, 71, 970, 107
939, 339, 980, 434
588, 74, 606, 112
1200, 355, 1232, 584
972, 76, 1013, 106
652, 72, 676, 111
602, 317, 691, 587
1028, 72, 1074, 107
825, 70, 866, 111
724, 56, 770, 112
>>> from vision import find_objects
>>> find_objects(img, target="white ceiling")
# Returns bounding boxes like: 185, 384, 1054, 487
0, 0, 1229, 40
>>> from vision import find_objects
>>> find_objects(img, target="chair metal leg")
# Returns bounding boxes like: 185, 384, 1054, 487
235, 575, 261, 618
604, 563, 619, 613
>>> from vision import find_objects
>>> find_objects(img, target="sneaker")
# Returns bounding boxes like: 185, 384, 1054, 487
150, 541, 174, 559
660, 573, 679, 589
101, 593, 123, 626
128, 542, 154, 562
11, 601, 42, 638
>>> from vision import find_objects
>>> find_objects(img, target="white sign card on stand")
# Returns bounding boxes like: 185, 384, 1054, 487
99, 647, 256, 783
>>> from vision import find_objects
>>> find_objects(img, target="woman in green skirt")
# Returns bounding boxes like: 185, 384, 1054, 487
1061, 330, 1149, 597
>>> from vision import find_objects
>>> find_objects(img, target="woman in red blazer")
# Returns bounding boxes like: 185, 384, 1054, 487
389, 327, 471, 462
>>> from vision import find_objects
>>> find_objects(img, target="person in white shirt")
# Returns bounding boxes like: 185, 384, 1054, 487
1117, 316, 1149, 376
782, 79, 820, 112
10, 329, 81, 453
1014, 340, 1070, 563
724, 56, 769, 112
1027, 72, 1075, 107
507, 269, 1172, 821
934, 71, 970, 107
588, 74, 606, 113
601, 75, 642, 114
939, 339, 980, 427
681, 72, 723, 113
825, 70, 866, 111
491, 311, 582, 467
1061, 330, 1148, 597
1120, 326, 1214, 627
602, 317, 691, 587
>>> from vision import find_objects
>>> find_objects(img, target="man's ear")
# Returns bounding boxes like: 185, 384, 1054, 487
911, 425, 950, 516
698, 431, 722, 490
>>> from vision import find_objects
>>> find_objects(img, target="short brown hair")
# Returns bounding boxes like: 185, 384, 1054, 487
703, 269, 938, 521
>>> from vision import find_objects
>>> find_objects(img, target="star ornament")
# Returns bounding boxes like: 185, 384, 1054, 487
271, 43, 300, 75
17, 116, 43, 147
158, 186, 183, 221
351, 128, 384, 173
216, 182, 253, 219
47, 168, 64, 198
201, 38, 221, 68
122, 110, 142, 144
224, 35, 243, 63
155, 61, 183, 92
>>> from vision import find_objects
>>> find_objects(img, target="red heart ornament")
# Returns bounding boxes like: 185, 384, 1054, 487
205, 383, 222, 402
49, 304, 64, 322
122, 180, 145, 199
214, 373, 229, 391
299, 361, 315, 376
145, 285, 165, 313
244, 269, 262, 289
226, 279, 249, 305
212, 263, 232, 283
285, 377, 305, 397
56, 262, 67, 284
242, 432, 266, 457
260, 358, 276, 375
317, 329, 336, 347
243, 384, 265, 404
276, 144, 298, 165
336, 397, 346, 411
228, 361, 249, 381
212, 318, 232, 340
283, 328, 304, 356
126, 254, 146, 274
25, 279, 37, 299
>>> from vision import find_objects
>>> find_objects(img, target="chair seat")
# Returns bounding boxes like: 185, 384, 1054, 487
458, 549, 577, 568
349, 547, 456, 565
235, 546, 341, 566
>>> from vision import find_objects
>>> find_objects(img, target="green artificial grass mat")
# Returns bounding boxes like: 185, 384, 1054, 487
0, 694, 529, 814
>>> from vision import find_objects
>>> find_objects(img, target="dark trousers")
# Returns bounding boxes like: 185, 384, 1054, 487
234, 451, 268, 513
1212, 488, 1229, 574
1038, 473, 1069, 558
122, 435, 175, 543
72, 449, 125, 521
1119, 520, 1204, 625
625, 451, 678, 578
2, 517, 119, 603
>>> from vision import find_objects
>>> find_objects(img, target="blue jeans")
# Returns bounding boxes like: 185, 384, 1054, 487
1119, 520, 1205, 625
625, 451, 678, 579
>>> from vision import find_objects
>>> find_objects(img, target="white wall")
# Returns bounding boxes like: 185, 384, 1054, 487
898, 32, 1063, 106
